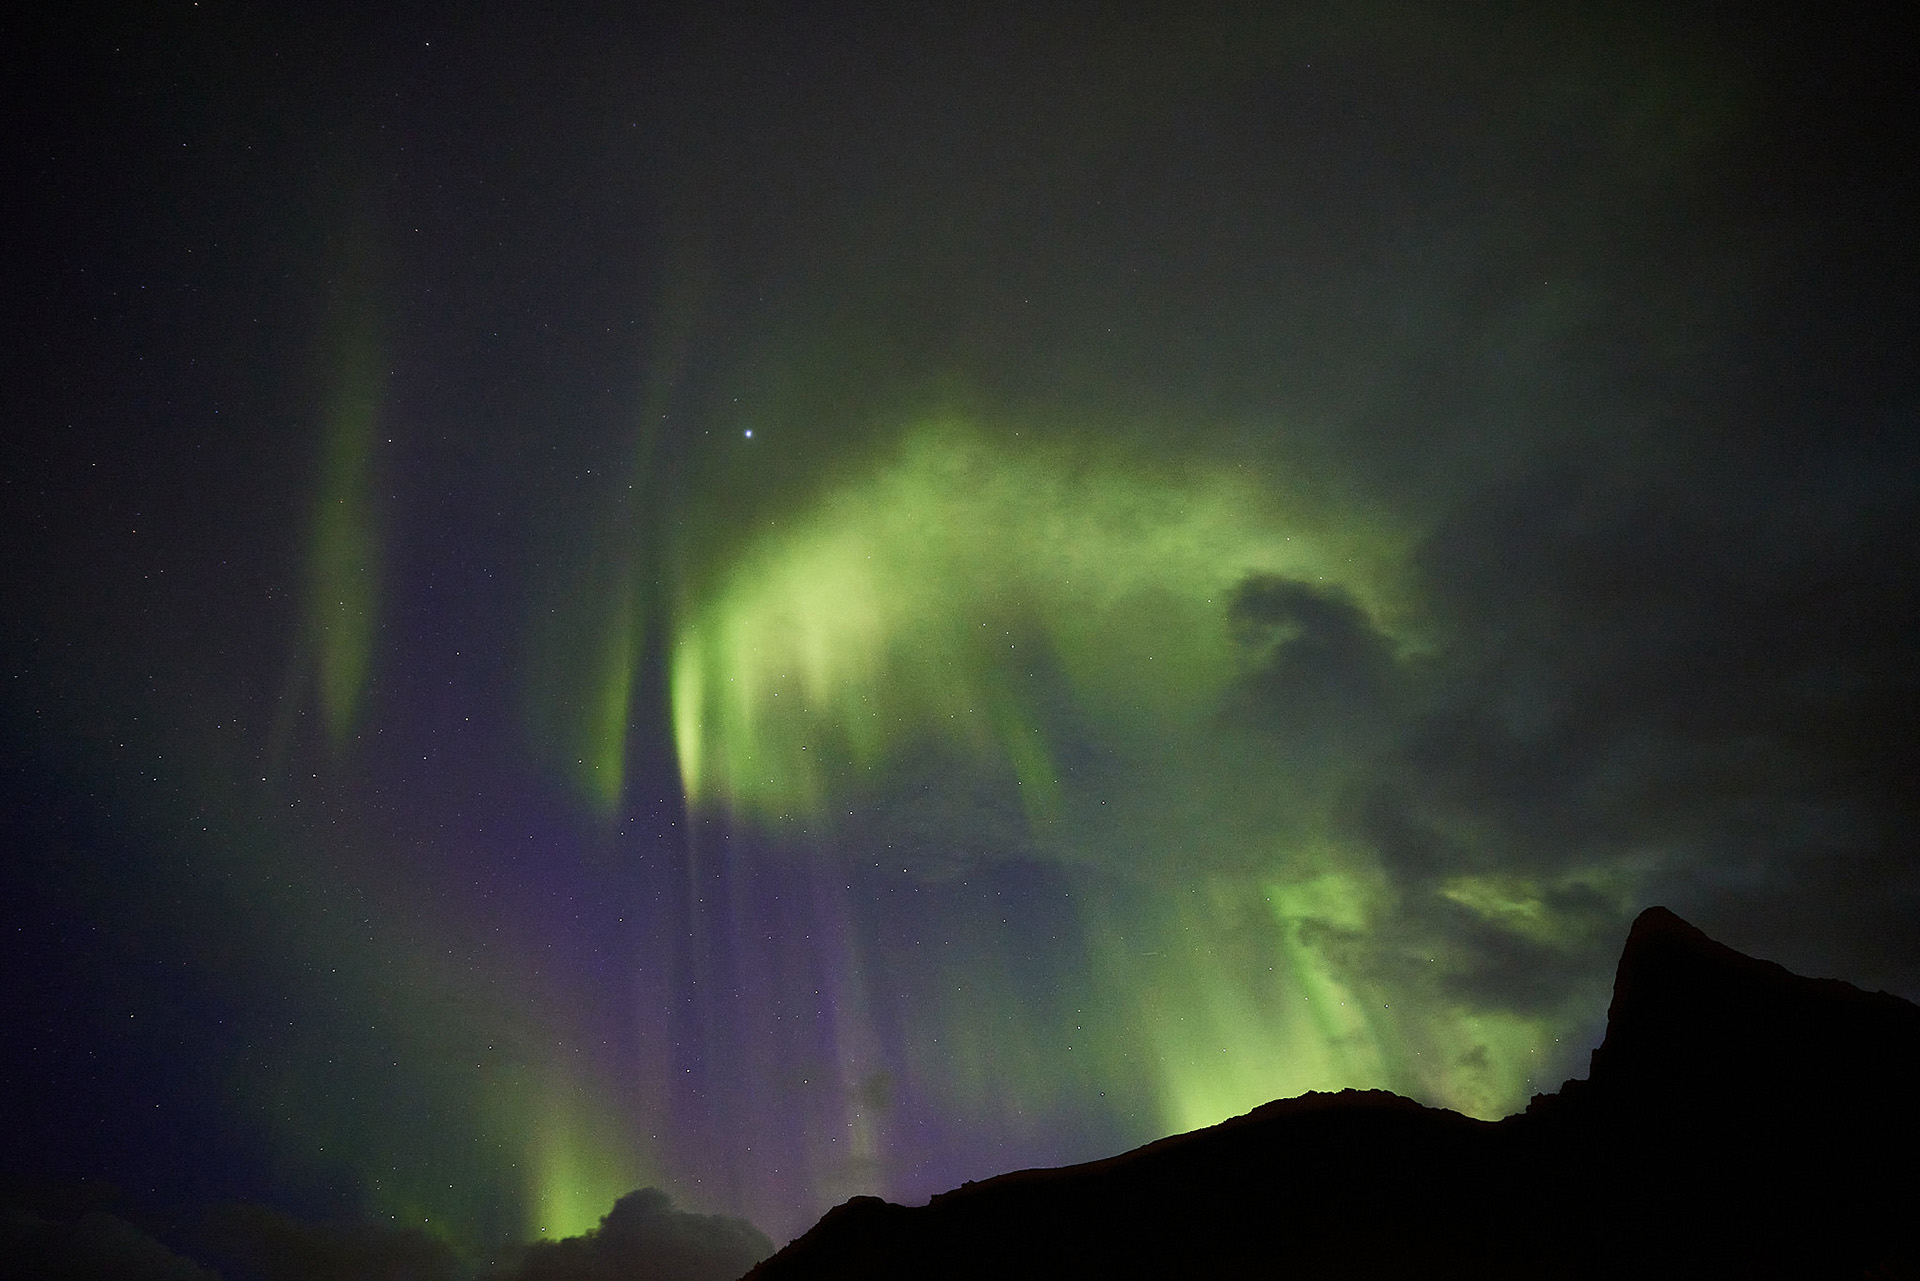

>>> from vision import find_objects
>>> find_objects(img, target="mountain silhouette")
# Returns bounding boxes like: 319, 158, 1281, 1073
748, 908, 1920, 1279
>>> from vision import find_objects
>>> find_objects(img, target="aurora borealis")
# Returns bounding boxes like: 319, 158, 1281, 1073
3, 1, 1917, 1272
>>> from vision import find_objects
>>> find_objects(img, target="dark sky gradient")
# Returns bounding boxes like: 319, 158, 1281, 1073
3, 0, 1916, 1264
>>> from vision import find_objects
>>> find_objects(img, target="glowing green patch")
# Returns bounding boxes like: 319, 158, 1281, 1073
1420, 1008, 1559, 1120
1139, 887, 1372, 1131
1441, 875, 1559, 942
1440, 869, 1636, 946
669, 417, 1406, 829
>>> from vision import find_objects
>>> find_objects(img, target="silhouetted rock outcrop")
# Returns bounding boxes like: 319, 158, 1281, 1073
749, 908, 1920, 1280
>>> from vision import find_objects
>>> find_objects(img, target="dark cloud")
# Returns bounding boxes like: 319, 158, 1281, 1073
1392, 458, 1920, 982
493, 1189, 771, 1281
209, 1204, 457, 1281
1212, 427, 1920, 1020
1228, 576, 1401, 740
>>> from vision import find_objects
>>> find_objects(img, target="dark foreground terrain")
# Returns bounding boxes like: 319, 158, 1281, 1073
751, 908, 1920, 1279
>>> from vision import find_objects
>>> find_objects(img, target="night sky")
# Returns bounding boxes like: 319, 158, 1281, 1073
4, 0, 1917, 1268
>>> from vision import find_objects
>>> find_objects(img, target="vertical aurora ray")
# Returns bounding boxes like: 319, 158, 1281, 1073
303, 273, 384, 750
519, 1065, 648, 1239
527, 542, 643, 815
589, 583, 640, 810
